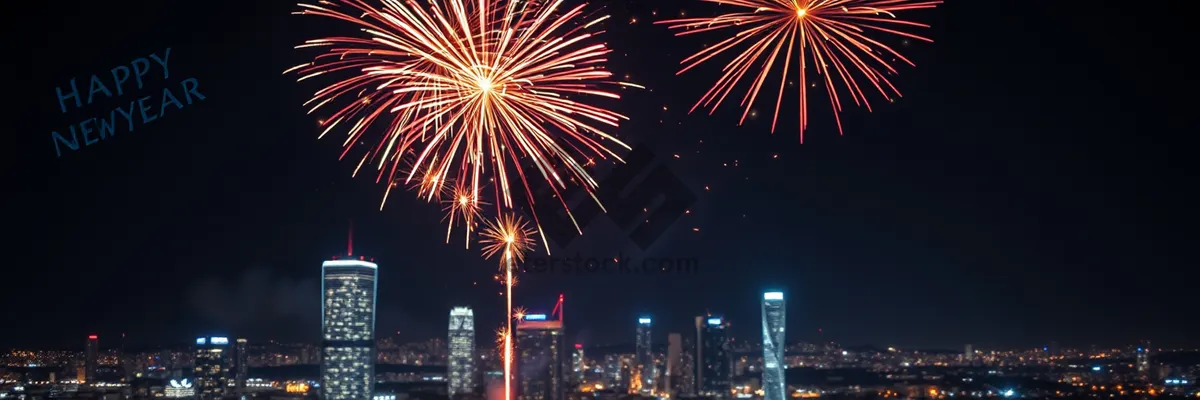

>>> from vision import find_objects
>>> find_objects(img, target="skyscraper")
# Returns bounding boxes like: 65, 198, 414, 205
680, 333, 696, 396
234, 338, 249, 389
761, 292, 786, 400
448, 307, 476, 397
667, 333, 682, 396
85, 335, 98, 384
516, 314, 564, 400
572, 344, 585, 384
1136, 340, 1152, 382
636, 317, 653, 393
320, 244, 379, 400
194, 336, 229, 398
698, 316, 730, 397
964, 344, 974, 361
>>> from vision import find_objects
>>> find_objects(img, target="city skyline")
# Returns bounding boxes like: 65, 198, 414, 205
9, 0, 1199, 357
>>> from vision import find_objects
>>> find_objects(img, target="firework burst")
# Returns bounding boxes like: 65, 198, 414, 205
480, 213, 536, 400
288, 0, 641, 239
658, 0, 941, 141
481, 214, 537, 264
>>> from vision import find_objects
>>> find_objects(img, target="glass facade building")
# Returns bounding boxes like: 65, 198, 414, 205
448, 307, 476, 396
516, 319, 565, 400
320, 259, 379, 400
234, 338, 249, 389
194, 336, 229, 398
85, 335, 98, 383
698, 316, 730, 397
636, 317, 653, 393
762, 292, 786, 400
572, 344, 585, 384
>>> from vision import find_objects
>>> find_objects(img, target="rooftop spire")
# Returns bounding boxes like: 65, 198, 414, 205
348, 219, 354, 256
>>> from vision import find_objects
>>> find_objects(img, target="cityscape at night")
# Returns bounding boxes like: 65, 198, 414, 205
6, 0, 1197, 399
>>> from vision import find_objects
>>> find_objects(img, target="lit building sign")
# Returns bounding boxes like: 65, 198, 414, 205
210, 337, 229, 345
165, 379, 195, 398
525, 314, 547, 321
196, 338, 206, 345
707, 318, 722, 325
638, 318, 652, 324
764, 292, 784, 300
287, 382, 311, 393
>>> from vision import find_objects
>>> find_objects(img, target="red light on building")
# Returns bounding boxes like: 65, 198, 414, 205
88, 335, 98, 339
575, 343, 583, 349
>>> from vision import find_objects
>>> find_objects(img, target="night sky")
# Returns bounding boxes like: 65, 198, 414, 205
5, 0, 1197, 351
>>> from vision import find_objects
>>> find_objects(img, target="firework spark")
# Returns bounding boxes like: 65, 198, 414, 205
289, 0, 641, 238
658, 0, 940, 141
442, 184, 487, 247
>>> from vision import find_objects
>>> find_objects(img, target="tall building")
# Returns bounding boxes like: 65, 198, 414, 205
234, 338, 249, 389
516, 314, 564, 400
698, 316, 730, 397
964, 344, 974, 361
448, 307, 476, 396
194, 336, 229, 398
636, 317, 653, 393
320, 238, 379, 400
85, 335, 98, 384
1136, 340, 1152, 381
761, 292, 786, 400
667, 333, 682, 396
680, 334, 696, 396
572, 344, 585, 384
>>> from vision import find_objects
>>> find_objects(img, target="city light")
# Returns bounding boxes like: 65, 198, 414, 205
525, 314, 547, 321
195, 338, 206, 345
323, 259, 379, 269
639, 317, 652, 324
210, 337, 229, 345
708, 318, 722, 325
764, 292, 784, 300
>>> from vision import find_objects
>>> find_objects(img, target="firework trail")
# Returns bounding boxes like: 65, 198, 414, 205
288, 0, 642, 243
481, 214, 536, 400
658, 0, 941, 142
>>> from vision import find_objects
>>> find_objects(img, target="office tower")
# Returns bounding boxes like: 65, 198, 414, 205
516, 313, 564, 400
119, 333, 129, 382
448, 307, 476, 396
320, 238, 379, 400
699, 316, 730, 397
636, 317, 653, 393
486, 371, 506, 400
85, 335, 98, 383
694, 317, 704, 394
667, 333, 682, 396
680, 334, 696, 396
194, 336, 229, 398
1136, 340, 1151, 381
604, 353, 623, 389
762, 292, 786, 400
964, 344, 974, 361
234, 338, 249, 389
572, 344, 585, 384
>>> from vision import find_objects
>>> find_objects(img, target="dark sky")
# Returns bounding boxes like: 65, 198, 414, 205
4, 0, 1197, 351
